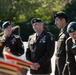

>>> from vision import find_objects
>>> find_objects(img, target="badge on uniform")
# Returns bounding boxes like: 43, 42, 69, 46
39, 35, 46, 43
11, 38, 16, 44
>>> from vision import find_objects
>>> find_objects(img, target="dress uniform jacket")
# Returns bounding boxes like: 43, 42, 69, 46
63, 37, 76, 75
0, 34, 24, 57
55, 25, 69, 75
26, 30, 55, 74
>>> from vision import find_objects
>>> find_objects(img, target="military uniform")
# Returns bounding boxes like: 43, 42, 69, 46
63, 37, 76, 75
26, 30, 55, 74
55, 25, 69, 75
0, 21, 27, 75
0, 33, 24, 57
62, 22, 76, 75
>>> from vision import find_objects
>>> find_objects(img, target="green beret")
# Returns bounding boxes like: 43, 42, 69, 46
67, 22, 76, 33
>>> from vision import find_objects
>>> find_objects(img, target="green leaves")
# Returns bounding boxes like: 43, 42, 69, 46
0, 0, 69, 22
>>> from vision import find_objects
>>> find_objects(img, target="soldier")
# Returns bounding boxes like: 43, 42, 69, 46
26, 18, 55, 75
0, 21, 27, 75
63, 22, 76, 75
54, 11, 69, 75
0, 21, 24, 57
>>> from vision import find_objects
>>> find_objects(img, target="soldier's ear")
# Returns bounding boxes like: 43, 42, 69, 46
62, 18, 66, 22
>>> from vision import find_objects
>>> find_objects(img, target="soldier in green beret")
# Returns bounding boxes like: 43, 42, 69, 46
63, 22, 76, 75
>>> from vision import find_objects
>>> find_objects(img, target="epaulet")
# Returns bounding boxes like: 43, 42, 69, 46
13, 34, 20, 38
29, 33, 36, 38
0, 35, 3, 40
0, 36, 2, 39
66, 37, 71, 41
47, 32, 54, 37
66, 36, 71, 43
65, 31, 69, 39
46, 32, 54, 41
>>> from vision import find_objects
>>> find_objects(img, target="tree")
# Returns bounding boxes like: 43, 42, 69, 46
63, 0, 76, 22
0, 0, 73, 41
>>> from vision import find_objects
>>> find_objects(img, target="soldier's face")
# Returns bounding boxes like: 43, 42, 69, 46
55, 17, 65, 29
69, 31, 76, 40
32, 22, 43, 33
4, 25, 12, 35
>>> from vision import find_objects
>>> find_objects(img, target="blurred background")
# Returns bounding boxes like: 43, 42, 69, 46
0, 0, 76, 41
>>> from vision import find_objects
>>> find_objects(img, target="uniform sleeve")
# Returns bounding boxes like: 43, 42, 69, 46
63, 38, 76, 75
62, 39, 69, 74
13, 36, 24, 56
26, 36, 31, 61
37, 34, 55, 66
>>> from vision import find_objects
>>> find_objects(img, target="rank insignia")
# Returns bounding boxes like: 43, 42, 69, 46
34, 20, 36, 23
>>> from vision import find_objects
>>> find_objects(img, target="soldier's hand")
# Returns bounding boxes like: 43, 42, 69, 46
30, 63, 40, 70
30, 64, 37, 70
33, 63, 40, 69
3, 46, 11, 53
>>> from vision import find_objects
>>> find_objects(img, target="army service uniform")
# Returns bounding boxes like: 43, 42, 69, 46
63, 37, 76, 75
26, 30, 55, 74
55, 25, 69, 75
0, 33, 24, 57
0, 21, 27, 75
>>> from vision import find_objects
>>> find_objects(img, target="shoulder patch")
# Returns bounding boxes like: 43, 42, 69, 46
46, 32, 54, 41
29, 33, 36, 38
